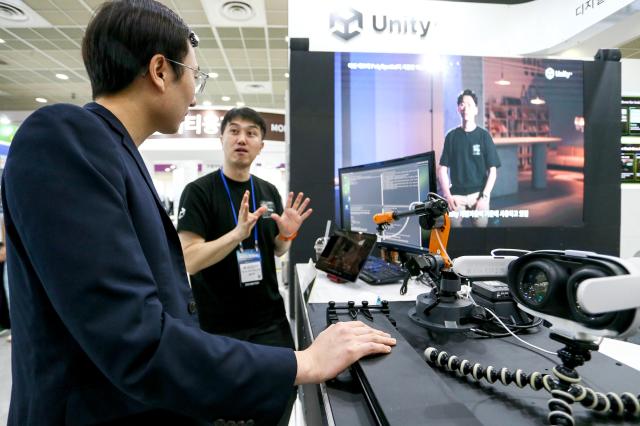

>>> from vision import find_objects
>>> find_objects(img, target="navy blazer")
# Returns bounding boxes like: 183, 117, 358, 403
1, 103, 297, 425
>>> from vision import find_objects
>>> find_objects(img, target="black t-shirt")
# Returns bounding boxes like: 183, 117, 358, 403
439, 126, 501, 195
177, 170, 285, 332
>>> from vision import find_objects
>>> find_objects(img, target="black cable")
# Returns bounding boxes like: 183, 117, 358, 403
461, 294, 540, 333
482, 317, 542, 333
470, 328, 524, 338
400, 271, 435, 295
400, 274, 410, 295
471, 320, 536, 338
469, 304, 542, 338
417, 274, 437, 289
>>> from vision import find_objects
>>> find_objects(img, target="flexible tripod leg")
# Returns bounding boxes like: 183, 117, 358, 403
546, 334, 598, 425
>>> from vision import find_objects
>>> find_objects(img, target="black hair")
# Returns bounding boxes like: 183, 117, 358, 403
220, 107, 267, 139
457, 89, 478, 107
82, 0, 198, 98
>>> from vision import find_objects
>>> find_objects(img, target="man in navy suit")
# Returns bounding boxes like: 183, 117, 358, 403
1, 1, 396, 424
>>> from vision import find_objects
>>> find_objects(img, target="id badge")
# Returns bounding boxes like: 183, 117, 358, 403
236, 248, 263, 287
260, 200, 275, 219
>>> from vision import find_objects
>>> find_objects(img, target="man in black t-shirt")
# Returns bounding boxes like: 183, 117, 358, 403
177, 107, 312, 425
439, 89, 501, 227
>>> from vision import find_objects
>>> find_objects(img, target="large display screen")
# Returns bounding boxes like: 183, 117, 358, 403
339, 152, 436, 252
335, 53, 584, 228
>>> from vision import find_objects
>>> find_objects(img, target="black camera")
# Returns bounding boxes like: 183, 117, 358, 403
506, 250, 638, 339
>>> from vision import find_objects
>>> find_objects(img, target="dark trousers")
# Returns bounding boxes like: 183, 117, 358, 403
218, 317, 297, 426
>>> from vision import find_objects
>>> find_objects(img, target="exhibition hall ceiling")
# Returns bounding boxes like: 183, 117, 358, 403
0, 0, 288, 111
620, 36, 640, 58
0, 0, 638, 112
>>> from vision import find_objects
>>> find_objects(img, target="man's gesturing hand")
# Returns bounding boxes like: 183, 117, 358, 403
233, 190, 267, 241
271, 191, 312, 238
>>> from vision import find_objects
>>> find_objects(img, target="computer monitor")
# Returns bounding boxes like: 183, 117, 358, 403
339, 151, 437, 254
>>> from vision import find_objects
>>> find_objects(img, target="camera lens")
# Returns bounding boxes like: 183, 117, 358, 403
519, 267, 550, 306
515, 259, 567, 309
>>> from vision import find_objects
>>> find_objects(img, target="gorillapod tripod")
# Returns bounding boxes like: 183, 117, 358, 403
546, 333, 604, 425
425, 332, 640, 425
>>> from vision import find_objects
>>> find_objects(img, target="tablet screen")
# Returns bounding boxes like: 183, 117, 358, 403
315, 229, 377, 282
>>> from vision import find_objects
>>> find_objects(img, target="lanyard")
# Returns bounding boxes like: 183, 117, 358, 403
219, 169, 259, 251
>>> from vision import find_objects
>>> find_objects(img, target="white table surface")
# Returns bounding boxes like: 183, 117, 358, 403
297, 261, 428, 304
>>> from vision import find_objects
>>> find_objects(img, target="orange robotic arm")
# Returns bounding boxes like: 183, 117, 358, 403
428, 213, 452, 269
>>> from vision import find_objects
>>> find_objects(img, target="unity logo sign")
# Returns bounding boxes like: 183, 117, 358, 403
330, 8, 363, 41
330, 8, 431, 42
545, 66, 574, 80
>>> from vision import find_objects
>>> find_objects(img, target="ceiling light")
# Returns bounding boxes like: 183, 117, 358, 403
284, 72, 289, 78
0, 116, 10, 125
495, 63, 511, 86
164, 167, 171, 172
236, 81, 272, 94
208, 72, 219, 79
55, 73, 69, 80
220, 1, 254, 21
221, 96, 231, 102
530, 97, 546, 105
202, 100, 212, 106
35, 97, 47, 103
284, 36, 289, 42
495, 73, 511, 86
236, 101, 245, 107
0, 39, 5, 44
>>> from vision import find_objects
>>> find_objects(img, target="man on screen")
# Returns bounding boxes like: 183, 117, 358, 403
439, 89, 501, 227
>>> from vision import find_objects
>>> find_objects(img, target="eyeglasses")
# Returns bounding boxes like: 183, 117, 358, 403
165, 58, 209, 95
